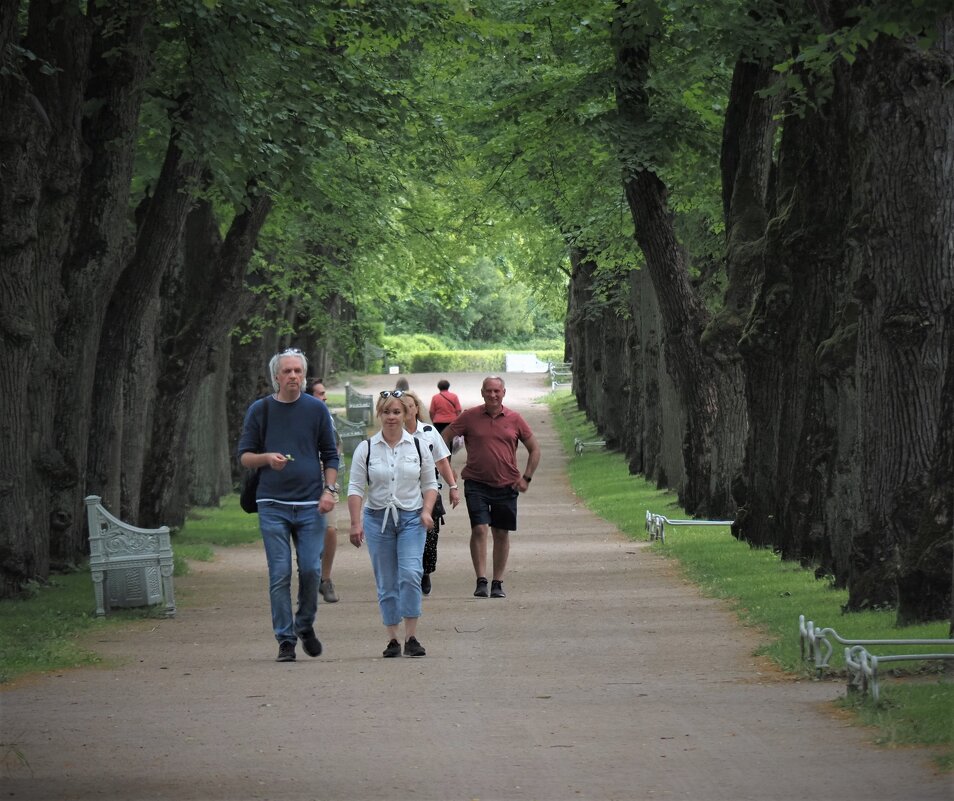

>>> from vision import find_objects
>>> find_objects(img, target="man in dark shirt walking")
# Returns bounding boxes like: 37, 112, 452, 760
238, 349, 340, 661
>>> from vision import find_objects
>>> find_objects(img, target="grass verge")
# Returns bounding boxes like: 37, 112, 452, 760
545, 391, 953, 771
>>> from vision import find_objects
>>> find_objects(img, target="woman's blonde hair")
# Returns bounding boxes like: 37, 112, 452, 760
400, 390, 427, 423
375, 392, 408, 419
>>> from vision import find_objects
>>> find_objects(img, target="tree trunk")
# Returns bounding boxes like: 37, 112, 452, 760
139, 190, 273, 528
188, 349, 234, 507
565, 248, 596, 413
0, 3, 151, 592
896, 304, 953, 626
845, 22, 954, 616
613, 10, 719, 514
87, 133, 203, 520
627, 267, 687, 492
47, 2, 151, 566
706, 56, 781, 526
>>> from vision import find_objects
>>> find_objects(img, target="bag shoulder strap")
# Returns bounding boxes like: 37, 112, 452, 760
253, 397, 270, 461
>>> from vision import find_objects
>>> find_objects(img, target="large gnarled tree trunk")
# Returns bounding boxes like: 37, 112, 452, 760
612, 8, 721, 515
139, 190, 273, 528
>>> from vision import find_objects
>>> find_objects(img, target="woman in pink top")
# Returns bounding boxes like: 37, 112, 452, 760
428, 379, 462, 434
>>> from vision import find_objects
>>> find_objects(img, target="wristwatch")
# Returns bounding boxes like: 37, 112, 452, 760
522, 475, 532, 483
324, 484, 339, 498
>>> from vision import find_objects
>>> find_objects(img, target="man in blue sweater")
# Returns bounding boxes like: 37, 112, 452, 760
238, 348, 340, 662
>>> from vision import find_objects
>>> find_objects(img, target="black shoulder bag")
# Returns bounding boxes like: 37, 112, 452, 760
240, 398, 270, 514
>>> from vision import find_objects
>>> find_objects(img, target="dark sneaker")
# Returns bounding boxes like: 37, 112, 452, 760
421, 574, 432, 595
277, 641, 297, 662
383, 639, 401, 658
490, 580, 506, 598
474, 577, 489, 598
298, 628, 322, 657
319, 579, 339, 603
404, 637, 426, 657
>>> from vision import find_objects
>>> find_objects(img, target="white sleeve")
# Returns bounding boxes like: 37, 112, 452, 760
346, 439, 369, 497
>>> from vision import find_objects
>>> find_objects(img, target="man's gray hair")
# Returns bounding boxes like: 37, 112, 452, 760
269, 348, 308, 392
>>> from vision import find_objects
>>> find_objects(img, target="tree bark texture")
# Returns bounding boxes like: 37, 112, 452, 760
48, 2, 151, 565
0, 8, 65, 593
627, 268, 687, 492
188, 350, 234, 508
844, 20, 953, 615
138, 191, 273, 528
86, 133, 203, 521
0, 3, 149, 591
737, 7, 953, 620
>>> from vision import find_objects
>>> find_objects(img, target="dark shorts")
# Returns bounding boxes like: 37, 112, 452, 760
464, 480, 519, 532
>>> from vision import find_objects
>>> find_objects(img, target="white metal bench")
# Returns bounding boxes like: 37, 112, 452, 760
86, 495, 176, 618
645, 510, 734, 543
344, 383, 374, 424
548, 361, 572, 391
574, 436, 607, 455
798, 614, 954, 700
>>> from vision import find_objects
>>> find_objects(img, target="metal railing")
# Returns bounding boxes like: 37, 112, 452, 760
798, 614, 954, 700
573, 436, 606, 455
645, 510, 734, 543
548, 360, 572, 391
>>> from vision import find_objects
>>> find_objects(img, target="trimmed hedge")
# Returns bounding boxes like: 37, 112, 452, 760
402, 349, 565, 373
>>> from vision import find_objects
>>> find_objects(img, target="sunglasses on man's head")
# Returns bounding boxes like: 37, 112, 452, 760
380, 390, 404, 398
277, 347, 304, 356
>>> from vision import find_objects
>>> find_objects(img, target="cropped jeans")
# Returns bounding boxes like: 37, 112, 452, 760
363, 506, 426, 626
258, 501, 326, 643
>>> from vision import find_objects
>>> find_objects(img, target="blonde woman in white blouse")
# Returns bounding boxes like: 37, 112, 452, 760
348, 391, 438, 658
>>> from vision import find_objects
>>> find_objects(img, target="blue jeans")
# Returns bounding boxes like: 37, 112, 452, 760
363, 507, 426, 626
258, 502, 326, 643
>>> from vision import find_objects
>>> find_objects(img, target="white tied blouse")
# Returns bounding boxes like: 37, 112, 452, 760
347, 430, 438, 523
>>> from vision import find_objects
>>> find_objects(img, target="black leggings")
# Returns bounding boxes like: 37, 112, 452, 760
423, 492, 445, 575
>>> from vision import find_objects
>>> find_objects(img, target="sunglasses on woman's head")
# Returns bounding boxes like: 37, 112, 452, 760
380, 390, 404, 398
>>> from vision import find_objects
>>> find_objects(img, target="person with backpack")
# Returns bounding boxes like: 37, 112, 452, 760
347, 390, 438, 658
398, 390, 460, 596
237, 349, 340, 663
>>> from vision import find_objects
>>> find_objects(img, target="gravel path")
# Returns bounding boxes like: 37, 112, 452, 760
2, 371, 948, 800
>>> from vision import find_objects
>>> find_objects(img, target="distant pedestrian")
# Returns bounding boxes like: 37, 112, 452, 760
394, 376, 410, 391
237, 349, 340, 662
347, 390, 438, 657
428, 379, 461, 434
400, 390, 460, 596
442, 376, 540, 599
309, 378, 340, 604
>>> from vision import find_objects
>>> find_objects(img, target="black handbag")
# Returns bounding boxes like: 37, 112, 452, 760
240, 469, 261, 514
240, 397, 270, 514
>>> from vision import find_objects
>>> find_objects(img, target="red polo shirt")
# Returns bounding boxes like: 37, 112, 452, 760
447, 404, 534, 488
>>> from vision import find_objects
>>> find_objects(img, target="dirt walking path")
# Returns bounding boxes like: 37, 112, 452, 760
2, 371, 949, 800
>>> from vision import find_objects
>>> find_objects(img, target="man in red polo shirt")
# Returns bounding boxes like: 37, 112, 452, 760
442, 376, 540, 598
